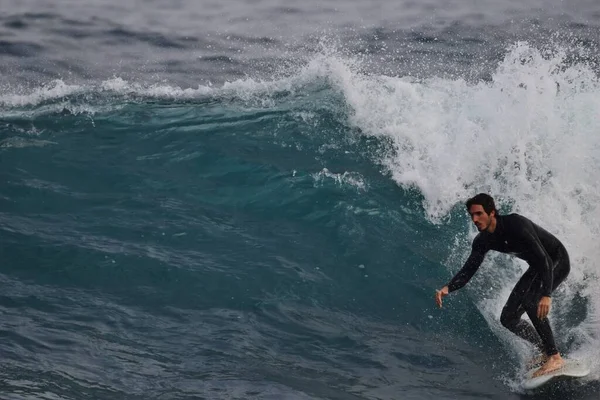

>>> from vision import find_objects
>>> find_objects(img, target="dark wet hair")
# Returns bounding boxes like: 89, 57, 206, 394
466, 193, 498, 216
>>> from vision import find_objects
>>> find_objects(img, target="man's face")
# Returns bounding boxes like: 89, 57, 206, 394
468, 204, 494, 232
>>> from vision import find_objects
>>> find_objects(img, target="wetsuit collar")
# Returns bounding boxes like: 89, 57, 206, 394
492, 214, 504, 235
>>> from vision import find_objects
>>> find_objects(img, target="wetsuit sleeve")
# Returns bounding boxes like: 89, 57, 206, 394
516, 218, 554, 297
447, 236, 487, 293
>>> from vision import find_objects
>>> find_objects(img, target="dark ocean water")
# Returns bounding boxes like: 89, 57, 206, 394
1, 1, 600, 399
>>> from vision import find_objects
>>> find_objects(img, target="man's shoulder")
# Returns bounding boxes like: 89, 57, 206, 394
501, 213, 547, 240
503, 212, 525, 219
502, 213, 532, 225
472, 232, 490, 250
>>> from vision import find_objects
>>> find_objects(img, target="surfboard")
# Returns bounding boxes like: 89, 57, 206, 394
522, 359, 590, 390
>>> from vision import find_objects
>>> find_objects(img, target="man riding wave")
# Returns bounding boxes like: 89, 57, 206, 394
436, 194, 570, 377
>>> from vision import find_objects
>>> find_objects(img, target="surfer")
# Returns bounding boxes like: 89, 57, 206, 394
435, 193, 570, 377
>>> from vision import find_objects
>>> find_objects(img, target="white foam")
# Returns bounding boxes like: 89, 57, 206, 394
99, 77, 215, 99
0, 80, 84, 107
0, 43, 352, 111
312, 168, 367, 191
330, 41, 600, 379
0, 137, 57, 149
0, 71, 314, 111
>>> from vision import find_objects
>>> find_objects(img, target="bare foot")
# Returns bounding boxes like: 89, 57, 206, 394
526, 354, 548, 369
532, 354, 565, 377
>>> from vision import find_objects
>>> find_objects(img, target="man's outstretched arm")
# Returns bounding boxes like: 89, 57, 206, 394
436, 239, 487, 307
447, 248, 487, 292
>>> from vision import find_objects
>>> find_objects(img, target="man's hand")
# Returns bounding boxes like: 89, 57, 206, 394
538, 296, 552, 319
435, 286, 449, 308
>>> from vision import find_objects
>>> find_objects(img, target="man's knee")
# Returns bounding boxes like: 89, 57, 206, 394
500, 308, 519, 329
522, 297, 540, 320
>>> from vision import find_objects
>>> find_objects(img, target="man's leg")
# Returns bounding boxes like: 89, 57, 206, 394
500, 268, 546, 352
526, 247, 571, 376
522, 289, 559, 355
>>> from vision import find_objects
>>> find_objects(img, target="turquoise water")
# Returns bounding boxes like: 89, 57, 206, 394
2, 2, 600, 399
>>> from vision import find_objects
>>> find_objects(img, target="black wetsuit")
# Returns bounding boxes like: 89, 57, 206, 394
447, 213, 570, 356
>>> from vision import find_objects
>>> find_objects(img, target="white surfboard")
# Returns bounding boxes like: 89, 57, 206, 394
522, 359, 590, 390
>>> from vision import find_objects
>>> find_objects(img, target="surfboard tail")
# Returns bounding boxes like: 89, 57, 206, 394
522, 359, 591, 390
